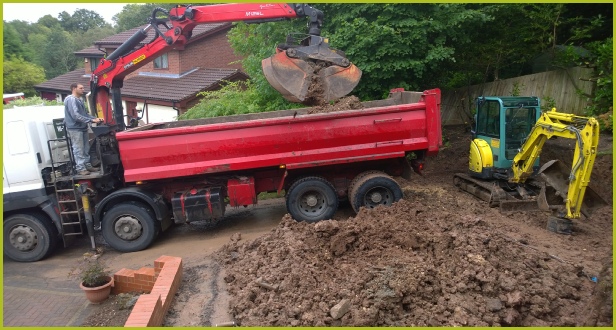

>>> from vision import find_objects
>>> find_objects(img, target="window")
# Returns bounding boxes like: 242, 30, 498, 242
89, 58, 99, 71
476, 101, 500, 138
154, 53, 168, 69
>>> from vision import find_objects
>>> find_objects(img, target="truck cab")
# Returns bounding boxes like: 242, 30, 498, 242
3, 105, 70, 262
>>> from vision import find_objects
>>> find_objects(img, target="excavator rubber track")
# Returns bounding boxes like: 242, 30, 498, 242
453, 173, 549, 213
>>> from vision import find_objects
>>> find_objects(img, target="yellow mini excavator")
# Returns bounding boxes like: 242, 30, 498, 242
454, 96, 607, 234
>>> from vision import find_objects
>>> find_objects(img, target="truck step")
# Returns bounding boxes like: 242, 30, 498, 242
60, 210, 83, 215
58, 200, 78, 204
61, 221, 83, 226
63, 232, 83, 236
56, 189, 76, 193
62, 222, 81, 226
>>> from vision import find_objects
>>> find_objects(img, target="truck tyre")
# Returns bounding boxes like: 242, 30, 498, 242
102, 202, 159, 252
286, 177, 338, 223
349, 172, 403, 213
4, 213, 58, 262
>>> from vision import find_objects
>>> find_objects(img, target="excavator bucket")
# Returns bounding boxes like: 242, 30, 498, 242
262, 51, 361, 103
539, 159, 608, 217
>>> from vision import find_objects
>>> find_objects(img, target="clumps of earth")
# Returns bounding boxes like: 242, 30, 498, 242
216, 196, 611, 326
307, 95, 364, 114
302, 62, 364, 113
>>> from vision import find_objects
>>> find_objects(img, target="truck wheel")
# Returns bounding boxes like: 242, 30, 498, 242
286, 177, 338, 223
102, 202, 158, 252
3, 213, 58, 262
349, 171, 403, 213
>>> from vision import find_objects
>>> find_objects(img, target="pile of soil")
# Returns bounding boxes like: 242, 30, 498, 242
215, 125, 613, 326
307, 96, 364, 114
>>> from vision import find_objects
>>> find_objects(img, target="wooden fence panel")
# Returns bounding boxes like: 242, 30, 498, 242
440, 67, 595, 126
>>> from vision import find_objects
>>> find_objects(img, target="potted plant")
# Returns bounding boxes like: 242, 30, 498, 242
69, 252, 114, 304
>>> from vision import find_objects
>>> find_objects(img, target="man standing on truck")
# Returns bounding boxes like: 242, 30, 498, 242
64, 83, 103, 175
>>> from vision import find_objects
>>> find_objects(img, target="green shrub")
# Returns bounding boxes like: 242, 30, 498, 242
3, 96, 63, 109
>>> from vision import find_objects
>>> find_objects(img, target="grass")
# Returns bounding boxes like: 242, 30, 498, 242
597, 150, 612, 156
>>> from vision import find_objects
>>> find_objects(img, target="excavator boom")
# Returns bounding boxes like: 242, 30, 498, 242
510, 108, 603, 219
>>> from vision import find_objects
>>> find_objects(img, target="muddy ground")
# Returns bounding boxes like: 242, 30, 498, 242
83, 123, 613, 326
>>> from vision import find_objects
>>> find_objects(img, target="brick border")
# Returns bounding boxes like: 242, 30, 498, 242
113, 256, 183, 327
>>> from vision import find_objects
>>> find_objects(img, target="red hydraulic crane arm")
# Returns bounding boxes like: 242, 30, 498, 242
89, 3, 321, 130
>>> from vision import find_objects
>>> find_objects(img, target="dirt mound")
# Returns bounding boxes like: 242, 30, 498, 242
217, 199, 600, 326
215, 124, 612, 327
307, 96, 364, 114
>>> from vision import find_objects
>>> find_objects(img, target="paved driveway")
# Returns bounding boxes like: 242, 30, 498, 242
3, 239, 98, 327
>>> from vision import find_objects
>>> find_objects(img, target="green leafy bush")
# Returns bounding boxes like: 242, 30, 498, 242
3, 96, 63, 109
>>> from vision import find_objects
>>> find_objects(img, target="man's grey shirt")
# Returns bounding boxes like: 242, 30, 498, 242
64, 95, 95, 131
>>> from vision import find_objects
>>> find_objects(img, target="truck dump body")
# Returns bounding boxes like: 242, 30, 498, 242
116, 89, 442, 182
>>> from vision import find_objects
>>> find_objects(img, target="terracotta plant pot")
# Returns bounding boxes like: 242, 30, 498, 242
80, 276, 114, 304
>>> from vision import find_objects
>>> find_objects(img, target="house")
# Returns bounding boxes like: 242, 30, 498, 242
34, 22, 249, 123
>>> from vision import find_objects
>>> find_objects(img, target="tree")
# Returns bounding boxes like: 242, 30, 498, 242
3, 57, 46, 96
39, 28, 78, 79
113, 3, 175, 32
59, 9, 111, 33
319, 3, 490, 99
3, 24, 27, 60
227, 20, 305, 111
72, 26, 117, 53
37, 14, 61, 29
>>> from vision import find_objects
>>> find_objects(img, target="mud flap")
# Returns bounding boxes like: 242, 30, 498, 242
539, 159, 607, 218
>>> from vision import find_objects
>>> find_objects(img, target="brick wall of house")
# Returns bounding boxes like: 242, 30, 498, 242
179, 30, 244, 72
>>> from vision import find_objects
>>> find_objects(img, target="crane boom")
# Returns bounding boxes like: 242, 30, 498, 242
89, 3, 361, 130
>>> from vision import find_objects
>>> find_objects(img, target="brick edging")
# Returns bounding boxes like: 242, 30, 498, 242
113, 256, 183, 327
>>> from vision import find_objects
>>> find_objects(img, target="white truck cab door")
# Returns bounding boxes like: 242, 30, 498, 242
3, 119, 45, 192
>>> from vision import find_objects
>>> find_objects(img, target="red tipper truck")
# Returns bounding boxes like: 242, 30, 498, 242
97, 88, 442, 250
3, 88, 442, 262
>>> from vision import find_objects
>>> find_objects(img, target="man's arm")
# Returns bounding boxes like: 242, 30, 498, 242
67, 97, 99, 123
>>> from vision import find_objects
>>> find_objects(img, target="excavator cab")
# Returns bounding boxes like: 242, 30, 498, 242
262, 33, 361, 104
470, 96, 541, 179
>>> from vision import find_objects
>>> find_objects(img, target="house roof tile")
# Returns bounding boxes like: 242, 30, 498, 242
121, 68, 248, 102
34, 68, 249, 103
74, 46, 106, 57
34, 70, 91, 94
95, 22, 229, 46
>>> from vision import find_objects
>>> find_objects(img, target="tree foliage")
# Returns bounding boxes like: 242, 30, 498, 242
3, 24, 27, 60
180, 80, 282, 119
319, 3, 491, 99
227, 20, 305, 111
112, 3, 177, 32
3, 58, 46, 96
58, 9, 111, 32
39, 28, 79, 79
